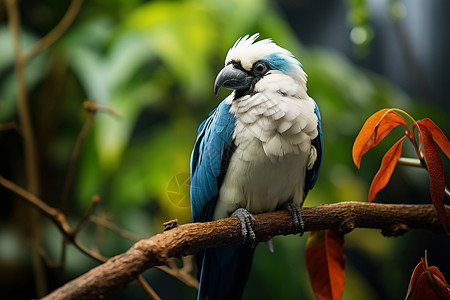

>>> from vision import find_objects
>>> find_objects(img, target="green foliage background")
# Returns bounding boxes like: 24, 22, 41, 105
0, 0, 448, 299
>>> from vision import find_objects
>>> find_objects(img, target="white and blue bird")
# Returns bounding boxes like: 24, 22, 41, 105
190, 34, 323, 299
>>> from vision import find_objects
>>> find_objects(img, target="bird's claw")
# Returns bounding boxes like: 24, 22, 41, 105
283, 201, 305, 236
231, 208, 256, 246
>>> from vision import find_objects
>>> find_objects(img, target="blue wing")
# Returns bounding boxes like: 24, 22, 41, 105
304, 100, 323, 196
190, 100, 255, 300
190, 99, 235, 222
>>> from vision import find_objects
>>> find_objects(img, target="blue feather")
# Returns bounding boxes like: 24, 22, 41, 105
190, 99, 235, 222
190, 37, 324, 296
264, 52, 302, 73
197, 244, 254, 300
191, 100, 257, 300
190, 97, 323, 299
304, 100, 323, 196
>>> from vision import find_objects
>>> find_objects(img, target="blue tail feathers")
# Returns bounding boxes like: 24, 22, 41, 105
197, 244, 256, 300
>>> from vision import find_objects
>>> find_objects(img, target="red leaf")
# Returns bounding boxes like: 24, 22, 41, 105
368, 136, 407, 202
353, 109, 407, 169
305, 230, 346, 300
417, 118, 450, 159
406, 256, 450, 300
427, 266, 450, 299
422, 130, 449, 233
411, 273, 448, 300
406, 259, 426, 299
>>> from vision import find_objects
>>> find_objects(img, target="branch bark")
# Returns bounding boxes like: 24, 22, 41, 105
42, 202, 449, 300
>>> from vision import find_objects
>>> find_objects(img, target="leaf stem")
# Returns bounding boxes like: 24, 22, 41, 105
397, 157, 422, 168
386, 108, 424, 159
397, 157, 450, 200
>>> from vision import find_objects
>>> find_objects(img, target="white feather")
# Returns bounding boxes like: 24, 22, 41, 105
214, 88, 318, 220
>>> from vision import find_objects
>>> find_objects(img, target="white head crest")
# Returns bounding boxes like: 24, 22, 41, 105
224, 33, 306, 87
225, 34, 300, 72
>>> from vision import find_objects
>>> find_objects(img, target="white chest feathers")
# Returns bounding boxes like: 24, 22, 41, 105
213, 73, 319, 220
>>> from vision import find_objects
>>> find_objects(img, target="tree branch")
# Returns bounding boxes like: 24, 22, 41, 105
0, 173, 163, 298
5, 0, 48, 294
23, 0, 84, 63
42, 202, 449, 300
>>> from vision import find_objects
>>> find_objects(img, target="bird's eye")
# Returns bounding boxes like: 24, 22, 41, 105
252, 61, 268, 76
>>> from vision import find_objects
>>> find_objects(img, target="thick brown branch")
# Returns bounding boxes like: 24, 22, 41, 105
42, 202, 449, 300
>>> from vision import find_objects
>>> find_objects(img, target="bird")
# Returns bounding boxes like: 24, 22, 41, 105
190, 33, 323, 300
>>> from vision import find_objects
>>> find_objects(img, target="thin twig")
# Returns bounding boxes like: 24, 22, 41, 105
61, 101, 120, 211
182, 256, 194, 274
89, 214, 142, 241
0, 171, 167, 300
91, 215, 105, 254
3, 1, 137, 297
0, 171, 169, 298
36, 242, 62, 268
0, 121, 20, 132
398, 157, 450, 199
73, 195, 101, 235
5, 0, 44, 294
137, 275, 161, 300
0, 174, 108, 263
58, 239, 68, 285
5, 0, 40, 195
83, 101, 122, 119
72, 239, 107, 263
58, 195, 100, 284
0, 175, 66, 230
61, 105, 96, 211
23, 0, 84, 63
156, 256, 199, 289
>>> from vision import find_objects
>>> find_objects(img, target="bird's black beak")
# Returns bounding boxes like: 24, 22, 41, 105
214, 64, 252, 95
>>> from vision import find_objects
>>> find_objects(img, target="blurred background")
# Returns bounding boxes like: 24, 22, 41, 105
0, 0, 449, 299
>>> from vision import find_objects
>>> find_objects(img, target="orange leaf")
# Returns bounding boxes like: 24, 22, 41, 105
305, 230, 346, 300
406, 255, 450, 300
412, 273, 444, 300
422, 130, 449, 233
417, 118, 450, 159
406, 259, 427, 299
427, 266, 450, 300
353, 109, 407, 169
368, 136, 407, 202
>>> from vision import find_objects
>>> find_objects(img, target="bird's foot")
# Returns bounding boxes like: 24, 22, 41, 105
283, 201, 305, 236
231, 208, 256, 246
